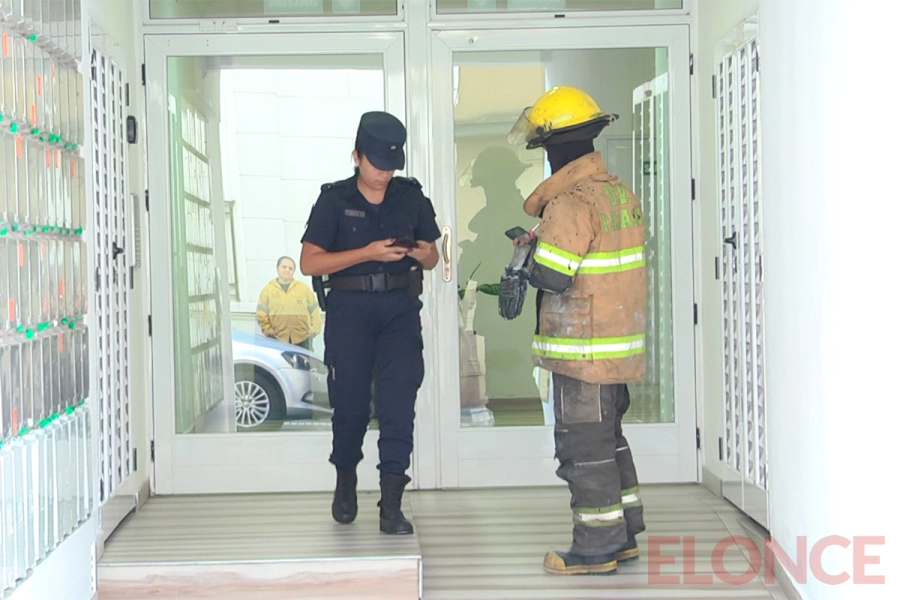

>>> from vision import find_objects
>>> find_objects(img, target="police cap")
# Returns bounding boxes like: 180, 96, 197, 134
356, 111, 406, 171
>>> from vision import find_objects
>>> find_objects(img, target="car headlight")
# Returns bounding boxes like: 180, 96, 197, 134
282, 352, 311, 370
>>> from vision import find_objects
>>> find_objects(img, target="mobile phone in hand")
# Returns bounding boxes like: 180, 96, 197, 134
389, 237, 418, 249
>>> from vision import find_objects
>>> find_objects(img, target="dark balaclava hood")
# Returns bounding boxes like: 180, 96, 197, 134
542, 120, 608, 173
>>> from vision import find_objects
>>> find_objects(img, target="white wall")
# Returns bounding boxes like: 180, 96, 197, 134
757, 1, 897, 598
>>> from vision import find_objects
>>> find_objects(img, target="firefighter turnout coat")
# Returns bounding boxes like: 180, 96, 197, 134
523, 152, 647, 384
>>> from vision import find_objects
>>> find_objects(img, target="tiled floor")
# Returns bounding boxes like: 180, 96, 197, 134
98, 484, 790, 600
412, 485, 790, 599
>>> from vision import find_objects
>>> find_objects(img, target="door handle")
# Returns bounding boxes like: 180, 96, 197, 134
440, 225, 452, 283
724, 232, 737, 250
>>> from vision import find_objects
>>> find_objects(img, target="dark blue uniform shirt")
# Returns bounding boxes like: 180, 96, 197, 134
302, 175, 442, 277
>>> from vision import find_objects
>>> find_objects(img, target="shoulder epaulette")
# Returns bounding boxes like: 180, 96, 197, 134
395, 176, 422, 189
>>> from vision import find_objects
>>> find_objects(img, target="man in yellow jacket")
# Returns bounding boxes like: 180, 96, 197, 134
508, 86, 646, 576
256, 256, 323, 350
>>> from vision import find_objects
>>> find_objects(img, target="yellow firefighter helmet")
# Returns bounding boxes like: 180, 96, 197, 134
508, 86, 618, 149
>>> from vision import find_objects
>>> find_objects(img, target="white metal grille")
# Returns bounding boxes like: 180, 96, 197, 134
90, 48, 133, 504
717, 38, 767, 492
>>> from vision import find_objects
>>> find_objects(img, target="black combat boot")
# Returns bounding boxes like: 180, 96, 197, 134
378, 473, 414, 535
332, 466, 358, 524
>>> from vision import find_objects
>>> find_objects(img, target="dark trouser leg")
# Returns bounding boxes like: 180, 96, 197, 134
615, 385, 645, 538
372, 302, 424, 476
324, 297, 376, 469
553, 374, 630, 557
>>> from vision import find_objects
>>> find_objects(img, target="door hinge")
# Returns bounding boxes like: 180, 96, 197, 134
145, 189, 149, 212
691, 178, 696, 200
148, 315, 153, 336
712, 75, 717, 99
150, 440, 155, 462
718, 437, 723, 461
141, 63, 146, 86
715, 256, 720, 280
693, 303, 698, 325
132, 447, 138, 471
689, 53, 694, 75
696, 427, 701, 450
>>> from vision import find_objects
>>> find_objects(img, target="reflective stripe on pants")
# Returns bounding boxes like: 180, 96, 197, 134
552, 374, 645, 556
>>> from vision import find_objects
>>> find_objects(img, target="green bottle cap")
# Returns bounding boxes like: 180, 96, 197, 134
10, 123, 18, 133
12, 223, 19, 232
69, 321, 76, 329
29, 34, 37, 42
25, 329, 34, 339
31, 128, 39, 136
75, 227, 83, 234
16, 325, 24, 332
0, 228, 6, 236
66, 406, 74, 415
18, 427, 29, 436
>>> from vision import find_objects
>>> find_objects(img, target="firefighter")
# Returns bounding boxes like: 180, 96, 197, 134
300, 111, 441, 535
507, 86, 647, 575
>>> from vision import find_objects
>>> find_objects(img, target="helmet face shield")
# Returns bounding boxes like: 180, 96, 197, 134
507, 108, 539, 148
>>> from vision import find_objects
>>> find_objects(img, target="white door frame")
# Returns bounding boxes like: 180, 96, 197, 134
145, 32, 406, 494
429, 24, 697, 488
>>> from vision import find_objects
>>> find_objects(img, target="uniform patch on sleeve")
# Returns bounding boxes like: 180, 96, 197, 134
344, 209, 366, 218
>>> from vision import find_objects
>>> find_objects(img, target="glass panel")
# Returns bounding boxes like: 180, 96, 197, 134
150, 0, 397, 19
438, 0, 681, 15
167, 54, 386, 434
454, 47, 674, 428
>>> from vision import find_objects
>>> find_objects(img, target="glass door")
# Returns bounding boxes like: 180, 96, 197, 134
430, 25, 697, 487
146, 32, 406, 494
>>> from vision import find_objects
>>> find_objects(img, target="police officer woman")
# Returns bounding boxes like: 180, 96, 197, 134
299, 111, 441, 535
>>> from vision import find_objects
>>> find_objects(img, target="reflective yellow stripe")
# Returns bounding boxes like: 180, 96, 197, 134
533, 334, 645, 360
533, 241, 582, 276
574, 503, 625, 527
621, 485, 642, 508
579, 246, 646, 274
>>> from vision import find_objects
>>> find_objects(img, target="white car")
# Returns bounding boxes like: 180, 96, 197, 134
231, 330, 331, 428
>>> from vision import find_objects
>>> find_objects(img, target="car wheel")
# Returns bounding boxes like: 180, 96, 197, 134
234, 365, 286, 428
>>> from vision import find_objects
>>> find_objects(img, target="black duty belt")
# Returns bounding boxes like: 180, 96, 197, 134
328, 272, 411, 292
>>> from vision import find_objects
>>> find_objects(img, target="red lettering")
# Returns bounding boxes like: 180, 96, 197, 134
810, 535, 850, 584
764, 536, 807, 585
683, 536, 713, 584
648, 536, 681, 584
853, 536, 885, 584
712, 536, 761, 585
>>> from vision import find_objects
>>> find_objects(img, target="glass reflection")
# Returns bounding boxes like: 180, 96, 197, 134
166, 56, 385, 434
454, 48, 674, 428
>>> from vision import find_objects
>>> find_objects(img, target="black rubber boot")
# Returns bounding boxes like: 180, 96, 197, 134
543, 550, 617, 575
616, 536, 639, 563
378, 473, 414, 535
332, 466, 358, 524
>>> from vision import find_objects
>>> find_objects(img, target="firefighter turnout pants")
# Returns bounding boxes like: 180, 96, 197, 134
552, 373, 645, 556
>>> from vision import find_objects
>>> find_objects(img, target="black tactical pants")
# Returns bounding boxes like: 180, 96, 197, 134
552, 373, 645, 557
